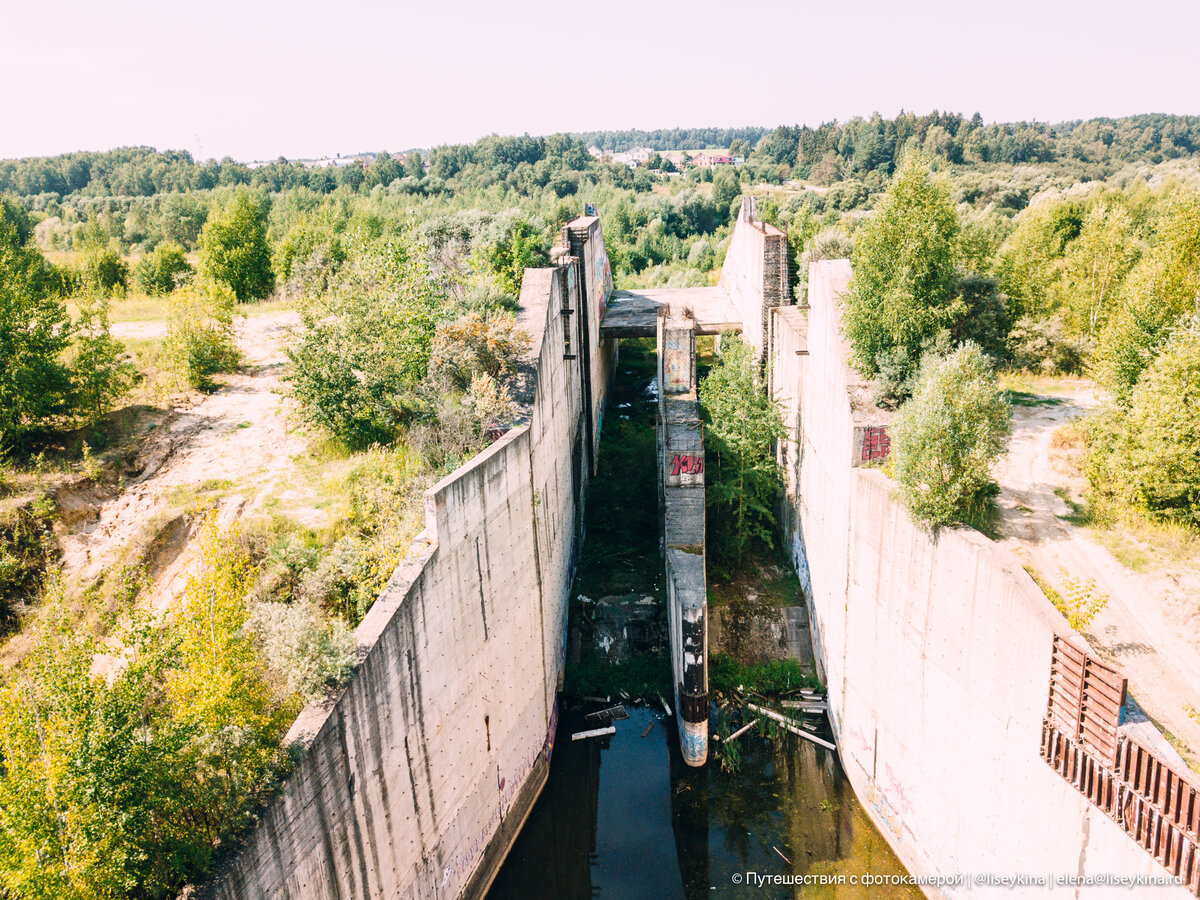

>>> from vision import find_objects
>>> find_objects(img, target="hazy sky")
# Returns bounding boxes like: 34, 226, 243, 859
4, 0, 1198, 162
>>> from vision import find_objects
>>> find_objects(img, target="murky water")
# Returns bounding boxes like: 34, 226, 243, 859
488, 339, 918, 899
489, 707, 919, 899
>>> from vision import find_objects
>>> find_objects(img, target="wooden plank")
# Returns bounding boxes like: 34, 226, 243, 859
571, 726, 616, 741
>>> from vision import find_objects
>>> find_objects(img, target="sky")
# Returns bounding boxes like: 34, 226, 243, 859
3, 0, 1199, 162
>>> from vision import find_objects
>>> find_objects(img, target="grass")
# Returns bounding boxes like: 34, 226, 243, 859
709, 654, 821, 695
998, 371, 1093, 397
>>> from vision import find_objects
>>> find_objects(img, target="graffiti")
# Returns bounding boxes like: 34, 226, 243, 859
662, 332, 689, 392
883, 763, 913, 816
867, 783, 904, 841
861, 425, 890, 462
670, 454, 704, 476
679, 721, 707, 765
596, 249, 612, 315
438, 710, 557, 892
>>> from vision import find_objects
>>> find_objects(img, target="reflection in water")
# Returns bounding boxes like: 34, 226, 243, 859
489, 707, 919, 900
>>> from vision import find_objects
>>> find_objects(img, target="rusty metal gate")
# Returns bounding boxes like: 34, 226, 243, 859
1041, 636, 1200, 895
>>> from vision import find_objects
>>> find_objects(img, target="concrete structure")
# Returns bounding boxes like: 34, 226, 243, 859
600, 286, 740, 338
205, 222, 617, 900
720, 197, 789, 356
656, 313, 708, 767
773, 259, 1195, 898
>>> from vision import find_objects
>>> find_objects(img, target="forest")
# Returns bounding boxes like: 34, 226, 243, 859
1, 110, 1199, 898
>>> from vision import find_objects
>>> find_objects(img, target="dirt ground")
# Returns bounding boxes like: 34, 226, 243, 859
994, 381, 1200, 767
64, 310, 317, 616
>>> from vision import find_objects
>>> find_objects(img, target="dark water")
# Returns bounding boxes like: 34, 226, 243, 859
488, 706, 919, 899
489, 339, 918, 899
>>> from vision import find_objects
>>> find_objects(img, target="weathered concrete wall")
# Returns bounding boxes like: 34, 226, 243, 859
565, 216, 617, 469
773, 261, 1192, 898
718, 196, 789, 356
208, 247, 605, 898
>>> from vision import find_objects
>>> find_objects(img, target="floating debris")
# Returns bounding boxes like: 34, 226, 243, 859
781, 699, 828, 714
721, 718, 759, 742
747, 703, 836, 751
585, 705, 630, 725
572, 726, 616, 742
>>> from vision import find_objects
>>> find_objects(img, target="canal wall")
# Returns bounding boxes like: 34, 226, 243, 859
206, 220, 615, 900
774, 260, 1192, 897
719, 196, 789, 356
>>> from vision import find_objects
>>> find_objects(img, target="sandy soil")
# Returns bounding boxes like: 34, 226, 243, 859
994, 385, 1200, 765
62, 310, 318, 616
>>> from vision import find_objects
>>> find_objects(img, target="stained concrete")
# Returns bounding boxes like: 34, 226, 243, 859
206, 224, 616, 900
774, 261, 1194, 898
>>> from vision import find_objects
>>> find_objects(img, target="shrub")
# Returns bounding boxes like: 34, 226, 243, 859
247, 601, 356, 700
1008, 314, 1087, 375
285, 228, 446, 448
198, 191, 274, 301
890, 343, 1011, 528
81, 245, 129, 298
699, 334, 786, 567
135, 241, 191, 294
429, 311, 529, 388
0, 196, 74, 446
162, 279, 239, 390
71, 294, 135, 423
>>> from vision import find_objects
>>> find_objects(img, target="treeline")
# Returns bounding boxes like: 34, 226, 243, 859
756, 112, 1200, 186
568, 126, 769, 153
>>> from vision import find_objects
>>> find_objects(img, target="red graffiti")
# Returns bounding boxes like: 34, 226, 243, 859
861, 426, 890, 462
671, 454, 704, 476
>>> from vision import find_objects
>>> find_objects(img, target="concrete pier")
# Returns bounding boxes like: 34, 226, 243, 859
657, 312, 709, 767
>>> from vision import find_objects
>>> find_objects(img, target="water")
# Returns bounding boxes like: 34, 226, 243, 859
489, 705, 919, 899
488, 339, 918, 899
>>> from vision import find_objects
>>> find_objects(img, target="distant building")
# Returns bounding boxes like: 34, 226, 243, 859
612, 146, 655, 168
587, 146, 604, 158
694, 153, 734, 168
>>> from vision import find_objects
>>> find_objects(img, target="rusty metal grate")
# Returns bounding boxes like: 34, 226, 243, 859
1047, 635, 1126, 764
1041, 636, 1200, 895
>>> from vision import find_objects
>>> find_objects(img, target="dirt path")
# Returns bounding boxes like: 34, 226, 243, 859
995, 386, 1200, 766
62, 310, 319, 616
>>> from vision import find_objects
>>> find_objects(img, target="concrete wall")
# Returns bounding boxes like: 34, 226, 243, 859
208, 247, 606, 898
773, 261, 1192, 898
718, 196, 789, 356
566, 216, 617, 468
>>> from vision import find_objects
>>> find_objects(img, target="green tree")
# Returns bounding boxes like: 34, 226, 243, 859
80, 246, 129, 299
72, 294, 135, 425
890, 343, 1011, 528
699, 334, 786, 567
285, 228, 447, 447
1058, 203, 1138, 338
134, 241, 191, 295
840, 156, 961, 382
1089, 318, 1200, 525
476, 218, 547, 297
711, 167, 742, 216
1093, 196, 1200, 402
995, 200, 1083, 321
0, 196, 74, 446
197, 192, 274, 301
